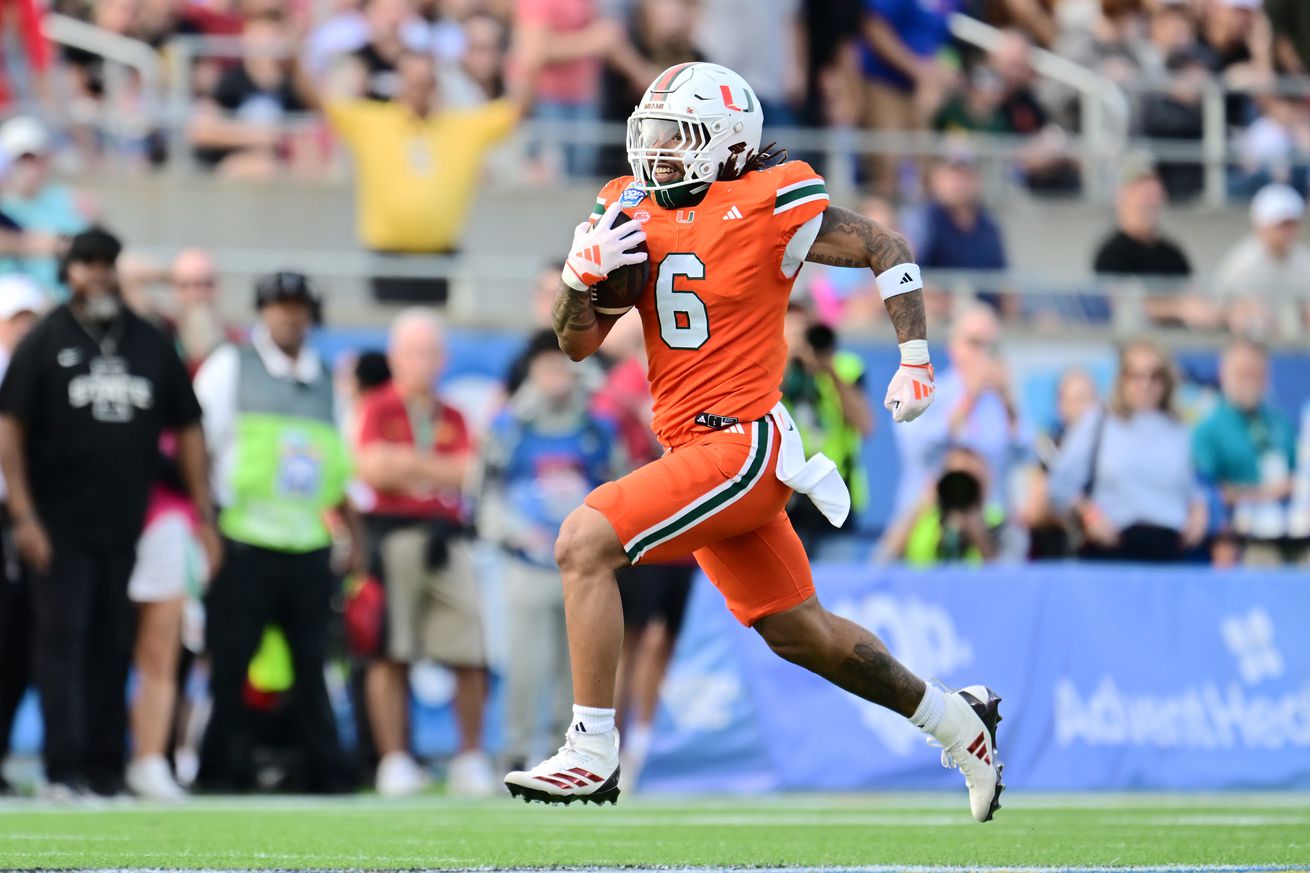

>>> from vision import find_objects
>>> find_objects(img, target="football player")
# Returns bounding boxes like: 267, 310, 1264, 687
505, 63, 1004, 822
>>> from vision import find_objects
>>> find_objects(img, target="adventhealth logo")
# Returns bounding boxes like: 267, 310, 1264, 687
1054, 607, 1310, 749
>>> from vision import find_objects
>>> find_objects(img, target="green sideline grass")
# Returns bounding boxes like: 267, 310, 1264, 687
0, 793, 1307, 869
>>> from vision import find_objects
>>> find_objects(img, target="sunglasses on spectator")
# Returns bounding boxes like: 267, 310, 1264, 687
174, 277, 217, 289
1124, 368, 1167, 383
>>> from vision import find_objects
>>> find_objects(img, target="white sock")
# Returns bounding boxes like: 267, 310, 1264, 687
571, 705, 616, 735
908, 683, 946, 736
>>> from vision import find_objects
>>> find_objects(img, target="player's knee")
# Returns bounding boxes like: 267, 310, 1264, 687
754, 597, 828, 667
554, 507, 624, 577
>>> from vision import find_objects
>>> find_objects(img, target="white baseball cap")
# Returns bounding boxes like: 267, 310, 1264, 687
1221, 0, 1261, 8
1250, 183, 1305, 227
0, 117, 51, 161
0, 274, 47, 321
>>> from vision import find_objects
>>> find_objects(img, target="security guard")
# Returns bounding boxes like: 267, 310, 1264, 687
193, 271, 360, 793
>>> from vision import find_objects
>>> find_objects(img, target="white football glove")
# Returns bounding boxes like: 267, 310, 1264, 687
561, 202, 648, 292
884, 341, 935, 423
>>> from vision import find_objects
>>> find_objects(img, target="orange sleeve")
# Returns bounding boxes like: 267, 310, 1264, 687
767, 160, 830, 277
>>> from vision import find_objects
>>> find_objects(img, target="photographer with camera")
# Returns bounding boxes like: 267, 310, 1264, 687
881, 446, 1000, 565
893, 304, 1027, 526
781, 302, 874, 551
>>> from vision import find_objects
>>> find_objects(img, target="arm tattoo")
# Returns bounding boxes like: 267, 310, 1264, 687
884, 288, 927, 344
807, 205, 926, 343
550, 280, 596, 339
807, 205, 914, 271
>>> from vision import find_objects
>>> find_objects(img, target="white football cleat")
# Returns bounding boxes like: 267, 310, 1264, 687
504, 727, 621, 805
933, 684, 1005, 822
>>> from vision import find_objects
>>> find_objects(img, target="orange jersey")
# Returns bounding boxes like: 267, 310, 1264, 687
590, 160, 830, 448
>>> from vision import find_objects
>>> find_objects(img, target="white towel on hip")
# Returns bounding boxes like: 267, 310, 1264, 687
768, 401, 851, 528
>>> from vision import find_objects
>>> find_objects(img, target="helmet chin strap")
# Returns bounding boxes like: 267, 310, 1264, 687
652, 181, 711, 209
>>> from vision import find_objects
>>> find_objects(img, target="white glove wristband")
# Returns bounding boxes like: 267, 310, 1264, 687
561, 266, 591, 293
875, 263, 923, 300
899, 339, 930, 365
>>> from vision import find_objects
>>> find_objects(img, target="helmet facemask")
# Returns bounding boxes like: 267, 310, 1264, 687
627, 116, 729, 209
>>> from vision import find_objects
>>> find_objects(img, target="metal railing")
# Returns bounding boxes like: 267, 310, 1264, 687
948, 12, 1132, 201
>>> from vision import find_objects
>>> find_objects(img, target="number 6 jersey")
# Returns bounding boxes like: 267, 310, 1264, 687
589, 159, 830, 449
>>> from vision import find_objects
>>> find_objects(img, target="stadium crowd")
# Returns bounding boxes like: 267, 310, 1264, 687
0, 0, 1307, 805
1, 0, 1309, 195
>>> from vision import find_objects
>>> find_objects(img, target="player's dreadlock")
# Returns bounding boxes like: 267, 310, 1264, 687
718, 141, 788, 181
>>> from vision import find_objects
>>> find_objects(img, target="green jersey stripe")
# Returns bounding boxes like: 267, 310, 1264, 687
774, 183, 827, 209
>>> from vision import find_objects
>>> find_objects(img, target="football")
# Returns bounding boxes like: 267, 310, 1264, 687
590, 210, 650, 315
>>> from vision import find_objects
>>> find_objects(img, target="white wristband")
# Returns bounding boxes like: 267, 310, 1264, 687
876, 263, 923, 300
899, 339, 930, 365
561, 264, 591, 293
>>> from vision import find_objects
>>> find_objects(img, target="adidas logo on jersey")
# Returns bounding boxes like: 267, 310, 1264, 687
722, 205, 743, 221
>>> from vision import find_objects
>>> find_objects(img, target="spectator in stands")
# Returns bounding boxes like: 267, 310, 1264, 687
1230, 93, 1310, 198
858, 0, 962, 194
892, 304, 1028, 526
515, 0, 641, 177
477, 331, 619, 772
903, 149, 1011, 313
1214, 183, 1310, 340
905, 150, 1007, 273
934, 66, 1007, 135
1056, 0, 1149, 93
0, 229, 214, 801
1197, 0, 1273, 111
194, 271, 357, 794
0, 274, 44, 795
781, 302, 874, 550
334, 0, 438, 101
1091, 154, 1215, 326
1193, 339, 1306, 566
309, 49, 531, 304
1139, 47, 1210, 201
1266, 0, 1310, 75
1141, 2, 1202, 81
1018, 367, 1100, 559
881, 445, 1001, 565
0, 117, 95, 297
1093, 156, 1192, 278
355, 309, 493, 797
189, 9, 315, 179
695, 0, 806, 127
444, 12, 510, 105
1049, 338, 1206, 562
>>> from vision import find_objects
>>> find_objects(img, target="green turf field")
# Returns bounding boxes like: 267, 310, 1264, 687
0, 793, 1308, 870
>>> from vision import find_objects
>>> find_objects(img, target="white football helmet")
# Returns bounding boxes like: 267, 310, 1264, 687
626, 62, 764, 208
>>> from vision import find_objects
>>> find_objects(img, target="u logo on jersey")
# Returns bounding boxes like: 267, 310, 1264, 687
676, 210, 696, 223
